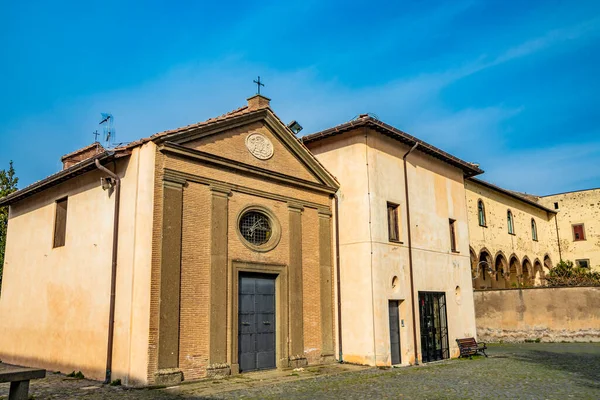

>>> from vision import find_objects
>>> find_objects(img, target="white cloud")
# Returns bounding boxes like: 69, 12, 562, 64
6, 15, 600, 191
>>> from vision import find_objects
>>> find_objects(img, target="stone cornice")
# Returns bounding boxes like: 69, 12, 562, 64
160, 142, 336, 195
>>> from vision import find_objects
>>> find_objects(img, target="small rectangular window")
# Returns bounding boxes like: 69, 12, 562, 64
572, 224, 585, 241
576, 259, 590, 269
387, 203, 400, 242
449, 218, 457, 252
554, 202, 559, 210
53, 197, 68, 248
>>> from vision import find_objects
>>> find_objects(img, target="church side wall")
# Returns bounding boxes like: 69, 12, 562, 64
305, 130, 376, 365
0, 143, 155, 385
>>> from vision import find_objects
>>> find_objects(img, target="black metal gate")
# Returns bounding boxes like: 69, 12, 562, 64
418, 292, 449, 362
238, 273, 276, 372
388, 300, 401, 365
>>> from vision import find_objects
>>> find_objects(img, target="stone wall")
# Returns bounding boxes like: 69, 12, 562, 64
539, 188, 600, 271
474, 287, 600, 343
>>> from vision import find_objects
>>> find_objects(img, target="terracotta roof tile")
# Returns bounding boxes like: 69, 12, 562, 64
116, 105, 251, 150
301, 115, 484, 177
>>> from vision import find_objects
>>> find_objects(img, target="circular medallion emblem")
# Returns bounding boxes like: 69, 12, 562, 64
245, 133, 274, 160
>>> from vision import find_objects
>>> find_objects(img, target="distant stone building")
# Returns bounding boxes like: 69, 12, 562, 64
466, 179, 600, 290
539, 188, 600, 271
466, 178, 558, 289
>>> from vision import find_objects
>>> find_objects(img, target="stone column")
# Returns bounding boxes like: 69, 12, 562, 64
288, 203, 306, 367
208, 185, 231, 376
155, 179, 184, 385
319, 208, 335, 359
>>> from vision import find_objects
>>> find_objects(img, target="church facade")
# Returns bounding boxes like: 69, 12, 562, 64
0, 95, 339, 386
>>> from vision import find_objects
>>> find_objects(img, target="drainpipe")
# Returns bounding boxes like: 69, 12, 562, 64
334, 193, 343, 362
95, 159, 121, 384
554, 212, 562, 262
402, 142, 419, 366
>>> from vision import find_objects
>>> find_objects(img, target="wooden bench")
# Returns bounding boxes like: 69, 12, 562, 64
0, 365, 46, 400
456, 337, 488, 358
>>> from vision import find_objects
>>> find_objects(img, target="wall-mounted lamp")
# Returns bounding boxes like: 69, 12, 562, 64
287, 120, 303, 135
101, 177, 115, 191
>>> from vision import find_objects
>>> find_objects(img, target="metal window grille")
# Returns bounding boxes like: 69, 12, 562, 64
239, 211, 272, 245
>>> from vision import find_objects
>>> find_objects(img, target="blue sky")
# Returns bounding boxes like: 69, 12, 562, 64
1, 0, 599, 195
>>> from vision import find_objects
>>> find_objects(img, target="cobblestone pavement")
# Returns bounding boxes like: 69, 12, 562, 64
1, 343, 599, 399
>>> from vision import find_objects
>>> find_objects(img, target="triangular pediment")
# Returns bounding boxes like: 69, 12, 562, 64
159, 108, 338, 190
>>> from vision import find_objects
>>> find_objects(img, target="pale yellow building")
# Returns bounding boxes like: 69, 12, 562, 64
539, 188, 600, 270
466, 178, 600, 286
303, 115, 482, 366
465, 178, 558, 289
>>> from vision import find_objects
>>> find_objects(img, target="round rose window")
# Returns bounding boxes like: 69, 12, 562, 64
239, 211, 272, 246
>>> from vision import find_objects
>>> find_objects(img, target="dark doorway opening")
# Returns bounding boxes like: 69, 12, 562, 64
388, 300, 401, 365
418, 291, 449, 362
238, 273, 276, 372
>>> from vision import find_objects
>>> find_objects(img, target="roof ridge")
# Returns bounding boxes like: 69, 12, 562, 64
468, 177, 555, 213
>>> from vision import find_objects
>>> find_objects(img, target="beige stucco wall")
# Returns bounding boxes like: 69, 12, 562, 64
307, 128, 477, 366
465, 180, 558, 288
474, 287, 600, 342
539, 189, 600, 271
0, 143, 156, 385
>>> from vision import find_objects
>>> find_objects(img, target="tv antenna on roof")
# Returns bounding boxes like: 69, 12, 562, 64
99, 113, 116, 146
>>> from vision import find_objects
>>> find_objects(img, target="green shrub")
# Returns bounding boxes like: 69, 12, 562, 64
545, 260, 600, 287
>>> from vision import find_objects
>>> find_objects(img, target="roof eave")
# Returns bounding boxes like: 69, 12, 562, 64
302, 118, 484, 177
0, 151, 117, 207
467, 177, 557, 214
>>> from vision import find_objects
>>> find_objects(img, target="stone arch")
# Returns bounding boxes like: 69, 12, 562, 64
521, 256, 533, 286
543, 254, 553, 270
470, 247, 478, 284
493, 251, 508, 289
533, 258, 544, 286
475, 248, 493, 289
508, 254, 520, 287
